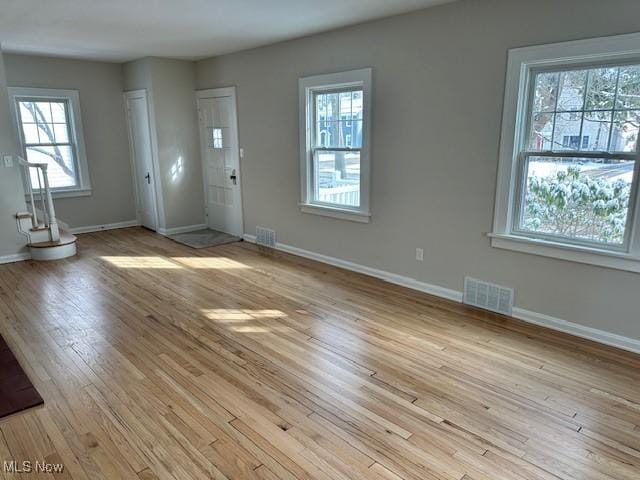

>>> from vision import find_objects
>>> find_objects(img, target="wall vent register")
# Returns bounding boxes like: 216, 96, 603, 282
256, 227, 276, 247
464, 277, 514, 316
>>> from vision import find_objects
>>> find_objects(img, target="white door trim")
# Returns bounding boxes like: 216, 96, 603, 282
123, 89, 160, 231
195, 86, 245, 236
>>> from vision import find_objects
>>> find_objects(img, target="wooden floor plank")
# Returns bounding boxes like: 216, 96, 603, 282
0, 227, 638, 479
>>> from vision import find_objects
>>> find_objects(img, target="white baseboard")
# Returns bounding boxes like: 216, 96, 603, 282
511, 307, 640, 354
243, 234, 461, 302
243, 234, 640, 354
70, 220, 140, 234
157, 223, 207, 236
0, 252, 31, 265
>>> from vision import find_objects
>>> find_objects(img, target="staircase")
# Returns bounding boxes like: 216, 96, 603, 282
15, 157, 77, 261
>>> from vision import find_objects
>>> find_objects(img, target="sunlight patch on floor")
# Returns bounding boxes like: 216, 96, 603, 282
171, 257, 251, 269
201, 309, 287, 323
100, 256, 182, 269
229, 326, 271, 333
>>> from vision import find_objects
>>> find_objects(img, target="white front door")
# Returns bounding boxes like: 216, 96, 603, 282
125, 90, 157, 231
197, 88, 243, 236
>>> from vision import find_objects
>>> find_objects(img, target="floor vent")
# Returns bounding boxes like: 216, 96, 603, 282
256, 227, 276, 247
464, 277, 513, 316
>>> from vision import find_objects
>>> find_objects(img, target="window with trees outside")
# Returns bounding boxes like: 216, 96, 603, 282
299, 69, 371, 223
492, 33, 640, 273
9, 88, 90, 197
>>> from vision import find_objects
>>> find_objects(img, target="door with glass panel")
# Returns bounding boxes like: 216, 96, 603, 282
196, 88, 243, 236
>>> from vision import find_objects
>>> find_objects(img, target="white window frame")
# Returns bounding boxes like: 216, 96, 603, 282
298, 68, 372, 223
8, 87, 91, 199
491, 32, 640, 274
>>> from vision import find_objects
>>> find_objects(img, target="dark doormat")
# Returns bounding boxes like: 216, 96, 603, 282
0, 334, 43, 419
168, 228, 241, 249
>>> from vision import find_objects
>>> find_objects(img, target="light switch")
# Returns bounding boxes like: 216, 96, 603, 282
3, 155, 13, 168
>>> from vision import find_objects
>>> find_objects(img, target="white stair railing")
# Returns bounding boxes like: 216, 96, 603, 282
17, 156, 60, 242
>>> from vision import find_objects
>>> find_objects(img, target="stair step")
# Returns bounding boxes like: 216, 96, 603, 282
16, 212, 33, 219
30, 224, 48, 232
29, 231, 77, 249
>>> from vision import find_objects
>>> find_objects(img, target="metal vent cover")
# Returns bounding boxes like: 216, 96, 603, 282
256, 227, 276, 247
464, 277, 513, 316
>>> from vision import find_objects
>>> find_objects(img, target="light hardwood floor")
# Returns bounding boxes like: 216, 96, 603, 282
1, 227, 639, 480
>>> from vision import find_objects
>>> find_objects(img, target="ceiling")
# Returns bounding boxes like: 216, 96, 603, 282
0, 0, 456, 62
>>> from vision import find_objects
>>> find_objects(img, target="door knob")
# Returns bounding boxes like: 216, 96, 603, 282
145, 172, 151, 184
230, 169, 237, 185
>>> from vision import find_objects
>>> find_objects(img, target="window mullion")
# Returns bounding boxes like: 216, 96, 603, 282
576, 71, 589, 152
522, 150, 636, 160
607, 67, 622, 152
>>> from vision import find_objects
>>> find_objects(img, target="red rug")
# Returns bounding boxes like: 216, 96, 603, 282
0, 334, 43, 419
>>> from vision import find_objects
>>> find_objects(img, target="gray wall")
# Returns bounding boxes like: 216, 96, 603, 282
196, 0, 640, 340
148, 58, 204, 229
0, 47, 27, 258
4, 54, 136, 228
123, 57, 152, 92
124, 57, 204, 230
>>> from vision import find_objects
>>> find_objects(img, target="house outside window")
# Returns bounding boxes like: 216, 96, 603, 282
492, 33, 640, 273
298, 68, 372, 223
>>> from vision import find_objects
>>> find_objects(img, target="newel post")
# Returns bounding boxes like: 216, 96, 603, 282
40, 165, 60, 242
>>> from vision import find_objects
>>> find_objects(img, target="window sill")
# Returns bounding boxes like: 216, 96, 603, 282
299, 203, 371, 223
488, 232, 640, 273
26, 189, 92, 201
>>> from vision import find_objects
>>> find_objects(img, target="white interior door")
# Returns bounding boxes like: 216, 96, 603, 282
197, 88, 243, 236
125, 91, 157, 231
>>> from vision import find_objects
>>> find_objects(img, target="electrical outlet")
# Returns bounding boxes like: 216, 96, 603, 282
415, 248, 424, 261
3, 155, 13, 168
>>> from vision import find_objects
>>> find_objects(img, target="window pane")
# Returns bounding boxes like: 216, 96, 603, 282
316, 120, 362, 148
53, 123, 70, 144
552, 112, 582, 151
611, 110, 640, 152
520, 156, 634, 245
34, 102, 53, 123
339, 92, 352, 117
36, 122, 57, 144
533, 72, 558, 112
50, 102, 67, 123
585, 67, 618, 111
313, 150, 360, 207
210, 127, 224, 149
316, 92, 340, 123
616, 65, 640, 110
18, 101, 37, 123
529, 113, 554, 150
315, 89, 363, 148
527, 65, 640, 153
582, 111, 612, 151
557, 70, 587, 111
21, 123, 40, 144
345, 120, 362, 148
26, 145, 77, 189
351, 90, 363, 121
